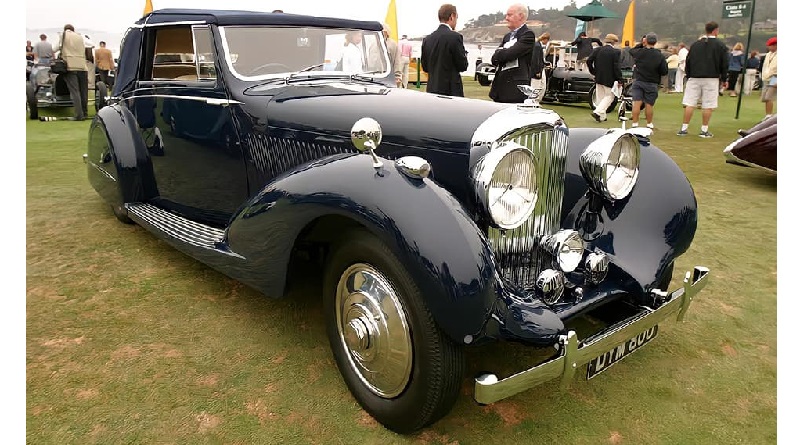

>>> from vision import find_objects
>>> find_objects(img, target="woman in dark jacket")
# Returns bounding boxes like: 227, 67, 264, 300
726, 42, 746, 96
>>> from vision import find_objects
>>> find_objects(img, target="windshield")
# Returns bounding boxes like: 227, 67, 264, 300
220, 26, 390, 81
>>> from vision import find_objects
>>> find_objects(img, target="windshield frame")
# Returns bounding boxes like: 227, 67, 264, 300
219, 25, 391, 82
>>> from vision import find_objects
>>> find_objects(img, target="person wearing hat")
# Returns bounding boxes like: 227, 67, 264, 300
570, 31, 602, 71
586, 33, 623, 122
677, 21, 728, 138
761, 36, 777, 117
629, 33, 668, 129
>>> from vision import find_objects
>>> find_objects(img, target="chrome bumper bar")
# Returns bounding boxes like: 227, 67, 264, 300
474, 266, 710, 404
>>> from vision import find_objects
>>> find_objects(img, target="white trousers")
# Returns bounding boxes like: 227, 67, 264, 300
530, 70, 547, 102
675, 68, 686, 92
592, 84, 616, 120
743, 68, 758, 95
400, 56, 410, 88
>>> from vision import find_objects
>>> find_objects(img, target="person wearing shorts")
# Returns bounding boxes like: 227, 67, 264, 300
677, 22, 728, 138
761, 37, 777, 118
629, 33, 667, 129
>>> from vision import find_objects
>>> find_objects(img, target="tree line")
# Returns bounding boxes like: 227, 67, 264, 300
463, 0, 777, 47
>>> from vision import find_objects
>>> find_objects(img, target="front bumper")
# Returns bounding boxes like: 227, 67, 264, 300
474, 266, 710, 404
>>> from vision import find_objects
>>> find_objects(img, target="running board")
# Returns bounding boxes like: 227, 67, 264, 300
126, 203, 225, 249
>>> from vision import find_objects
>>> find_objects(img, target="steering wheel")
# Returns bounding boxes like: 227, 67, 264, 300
247, 63, 291, 76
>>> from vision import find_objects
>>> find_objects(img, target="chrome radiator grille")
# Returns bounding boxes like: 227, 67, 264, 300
487, 125, 570, 289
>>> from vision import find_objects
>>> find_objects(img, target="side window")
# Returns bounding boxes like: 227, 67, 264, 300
150, 25, 215, 82
192, 26, 216, 80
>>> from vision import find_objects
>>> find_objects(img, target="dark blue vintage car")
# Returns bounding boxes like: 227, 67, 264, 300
84, 9, 709, 433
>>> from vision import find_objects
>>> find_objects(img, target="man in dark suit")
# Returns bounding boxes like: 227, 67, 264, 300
488, 3, 535, 103
421, 4, 469, 96
587, 33, 623, 122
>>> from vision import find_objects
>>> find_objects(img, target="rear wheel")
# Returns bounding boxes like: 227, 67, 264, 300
26, 83, 38, 120
589, 84, 618, 113
95, 81, 107, 112
323, 228, 464, 434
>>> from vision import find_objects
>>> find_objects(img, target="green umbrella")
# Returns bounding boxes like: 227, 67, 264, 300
566, 0, 620, 22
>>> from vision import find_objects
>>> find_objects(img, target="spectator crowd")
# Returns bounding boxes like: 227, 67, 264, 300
27, 5, 777, 133
416, 3, 777, 138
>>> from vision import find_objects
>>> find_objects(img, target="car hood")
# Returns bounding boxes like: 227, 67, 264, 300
241, 81, 510, 155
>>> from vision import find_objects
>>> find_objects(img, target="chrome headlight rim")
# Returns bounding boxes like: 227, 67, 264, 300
579, 131, 641, 201
541, 229, 585, 273
473, 142, 538, 230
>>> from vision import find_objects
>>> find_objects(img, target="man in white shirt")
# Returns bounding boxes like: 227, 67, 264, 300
341, 31, 364, 73
675, 42, 688, 93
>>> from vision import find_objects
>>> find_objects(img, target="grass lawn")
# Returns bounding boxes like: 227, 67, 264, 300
26, 79, 777, 444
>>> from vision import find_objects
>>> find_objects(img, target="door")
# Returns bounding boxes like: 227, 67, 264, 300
130, 24, 247, 228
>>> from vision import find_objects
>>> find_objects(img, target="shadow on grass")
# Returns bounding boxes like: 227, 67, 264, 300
722, 163, 777, 191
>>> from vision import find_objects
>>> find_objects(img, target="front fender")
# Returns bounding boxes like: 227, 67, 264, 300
562, 128, 698, 298
224, 153, 498, 344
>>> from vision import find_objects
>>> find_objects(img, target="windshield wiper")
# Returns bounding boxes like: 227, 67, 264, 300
297, 63, 325, 73
350, 71, 387, 83
285, 63, 326, 82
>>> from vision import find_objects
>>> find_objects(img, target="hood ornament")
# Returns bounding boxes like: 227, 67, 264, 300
517, 85, 542, 108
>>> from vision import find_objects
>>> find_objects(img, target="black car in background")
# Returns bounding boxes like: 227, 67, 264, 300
476, 41, 632, 113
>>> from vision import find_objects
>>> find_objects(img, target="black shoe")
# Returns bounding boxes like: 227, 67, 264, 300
699, 130, 713, 138
591, 112, 602, 122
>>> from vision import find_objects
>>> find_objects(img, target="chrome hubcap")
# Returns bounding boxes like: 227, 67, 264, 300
335, 263, 412, 398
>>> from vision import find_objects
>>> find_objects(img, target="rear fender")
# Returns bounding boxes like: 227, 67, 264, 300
225, 153, 498, 344
86, 105, 158, 208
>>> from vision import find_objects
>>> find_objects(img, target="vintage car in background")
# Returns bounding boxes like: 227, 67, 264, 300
26, 62, 115, 119
476, 41, 632, 113
85, 9, 709, 433
26, 64, 72, 120
724, 115, 777, 172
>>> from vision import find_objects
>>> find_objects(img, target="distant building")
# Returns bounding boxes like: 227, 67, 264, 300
753, 19, 777, 32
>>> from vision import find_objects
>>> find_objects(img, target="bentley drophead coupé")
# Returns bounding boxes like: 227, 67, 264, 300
84, 9, 709, 433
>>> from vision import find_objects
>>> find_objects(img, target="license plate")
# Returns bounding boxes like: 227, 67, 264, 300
488, 74, 495, 81
586, 325, 659, 380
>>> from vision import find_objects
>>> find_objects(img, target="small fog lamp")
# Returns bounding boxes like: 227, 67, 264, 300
540, 230, 585, 272
585, 252, 610, 285
536, 269, 565, 305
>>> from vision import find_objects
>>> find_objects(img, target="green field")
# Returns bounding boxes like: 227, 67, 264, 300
26, 79, 777, 444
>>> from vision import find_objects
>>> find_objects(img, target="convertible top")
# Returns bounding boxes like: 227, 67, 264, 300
137, 8, 383, 31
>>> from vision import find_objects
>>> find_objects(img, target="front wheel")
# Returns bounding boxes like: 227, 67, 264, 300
26, 83, 38, 120
589, 84, 618, 113
323, 228, 464, 434
476, 63, 493, 86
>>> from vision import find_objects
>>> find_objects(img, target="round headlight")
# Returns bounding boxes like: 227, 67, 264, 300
579, 132, 641, 200
473, 143, 538, 229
